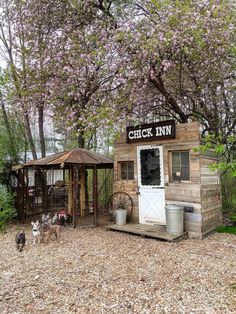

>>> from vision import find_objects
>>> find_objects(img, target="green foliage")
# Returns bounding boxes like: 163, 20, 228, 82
195, 133, 236, 212
231, 214, 236, 222
195, 133, 236, 178
0, 68, 26, 185
0, 119, 25, 186
0, 185, 16, 230
216, 226, 236, 235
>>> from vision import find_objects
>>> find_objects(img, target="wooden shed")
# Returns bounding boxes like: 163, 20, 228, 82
112, 121, 222, 239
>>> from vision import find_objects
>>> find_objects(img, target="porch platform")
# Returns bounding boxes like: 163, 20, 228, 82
106, 223, 188, 242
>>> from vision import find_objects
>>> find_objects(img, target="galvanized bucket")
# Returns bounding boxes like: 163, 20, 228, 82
115, 208, 127, 225
165, 204, 184, 235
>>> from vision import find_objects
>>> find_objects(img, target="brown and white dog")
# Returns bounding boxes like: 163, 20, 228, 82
42, 224, 61, 243
31, 221, 41, 245
41, 213, 61, 243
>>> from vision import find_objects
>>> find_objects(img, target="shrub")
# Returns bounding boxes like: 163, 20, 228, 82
0, 184, 16, 230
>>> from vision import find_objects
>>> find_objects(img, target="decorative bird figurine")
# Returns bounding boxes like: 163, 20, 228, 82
15, 229, 26, 252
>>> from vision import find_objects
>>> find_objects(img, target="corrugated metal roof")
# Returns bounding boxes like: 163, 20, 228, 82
12, 148, 113, 170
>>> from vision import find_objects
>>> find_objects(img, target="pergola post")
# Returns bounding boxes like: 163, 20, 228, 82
72, 165, 78, 228
93, 165, 98, 226
68, 167, 73, 216
17, 169, 25, 222
80, 166, 86, 217
41, 169, 48, 214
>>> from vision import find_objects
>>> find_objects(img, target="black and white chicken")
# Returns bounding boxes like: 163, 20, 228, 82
15, 230, 26, 252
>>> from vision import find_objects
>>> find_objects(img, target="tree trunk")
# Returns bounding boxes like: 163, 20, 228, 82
77, 130, 85, 148
38, 105, 46, 158
24, 112, 37, 160
149, 75, 188, 123
0, 4, 38, 160
0, 94, 15, 152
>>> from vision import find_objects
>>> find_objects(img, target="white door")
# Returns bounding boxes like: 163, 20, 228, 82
137, 145, 166, 225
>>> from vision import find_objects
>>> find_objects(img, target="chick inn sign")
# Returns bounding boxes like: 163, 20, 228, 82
126, 120, 176, 143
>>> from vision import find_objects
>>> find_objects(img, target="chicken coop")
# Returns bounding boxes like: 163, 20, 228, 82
12, 148, 113, 227
110, 120, 222, 239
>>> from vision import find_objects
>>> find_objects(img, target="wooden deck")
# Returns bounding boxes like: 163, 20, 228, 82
106, 223, 188, 242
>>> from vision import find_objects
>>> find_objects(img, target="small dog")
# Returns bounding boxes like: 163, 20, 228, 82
43, 224, 61, 243
40, 212, 62, 243
15, 230, 26, 251
31, 221, 41, 245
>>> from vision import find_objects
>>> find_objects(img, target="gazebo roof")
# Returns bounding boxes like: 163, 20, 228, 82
12, 148, 113, 170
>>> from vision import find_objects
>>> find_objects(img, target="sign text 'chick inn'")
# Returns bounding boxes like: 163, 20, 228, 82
126, 120, 176, 143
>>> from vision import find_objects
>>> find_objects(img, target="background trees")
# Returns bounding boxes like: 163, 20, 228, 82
0, 0, 39, 159
115, 1, 235, 136
0, 0, 234, 163
43, 2, 121, 148
0, 0, 234, 213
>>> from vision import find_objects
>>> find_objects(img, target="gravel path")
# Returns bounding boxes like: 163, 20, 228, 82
0, 223, 235, 314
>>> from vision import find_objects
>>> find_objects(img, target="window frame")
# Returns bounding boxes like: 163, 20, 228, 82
169, 150, 190, 183
118, 161, 134, 181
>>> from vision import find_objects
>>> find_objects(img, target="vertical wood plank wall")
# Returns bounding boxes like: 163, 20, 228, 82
113, 122, 222, 239
200, 155, 222, 235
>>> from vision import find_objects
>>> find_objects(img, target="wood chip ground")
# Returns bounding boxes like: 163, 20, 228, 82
0, 223, 235, 313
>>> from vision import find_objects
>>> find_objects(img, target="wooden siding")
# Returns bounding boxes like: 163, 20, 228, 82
184, 212, 202, 233
200, 155, 222, 234
165, 200, 201, 214
165, 184, 201, 203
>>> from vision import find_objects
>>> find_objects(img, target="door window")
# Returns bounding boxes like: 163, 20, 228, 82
140, 148, 161, 186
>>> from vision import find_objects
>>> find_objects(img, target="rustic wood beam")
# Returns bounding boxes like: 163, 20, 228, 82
80, 166, 86, 217
93, 165, 98, 226
68, 167, 73, 216
72, 165, 78, 228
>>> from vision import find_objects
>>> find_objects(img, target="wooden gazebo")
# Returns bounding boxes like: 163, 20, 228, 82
12, 148, 113, 227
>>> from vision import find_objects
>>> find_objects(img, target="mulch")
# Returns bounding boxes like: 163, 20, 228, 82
0, 220, 235, 314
